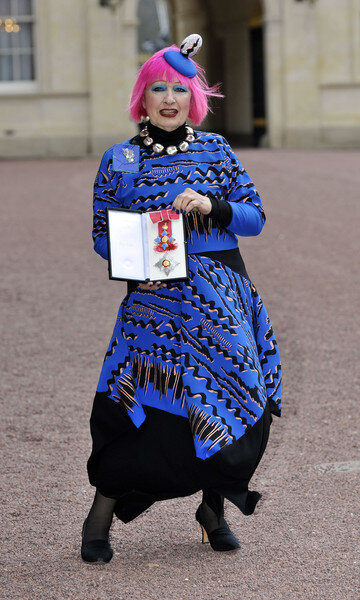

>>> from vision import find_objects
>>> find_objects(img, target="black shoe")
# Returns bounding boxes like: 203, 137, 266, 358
195, 502, 240, 552
81, 519, 113, 563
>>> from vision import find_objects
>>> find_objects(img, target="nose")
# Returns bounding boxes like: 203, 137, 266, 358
164, 88, 176, 104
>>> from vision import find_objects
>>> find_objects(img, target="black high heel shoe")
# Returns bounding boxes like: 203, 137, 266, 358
195, 501, 240, 552
81, 519, 113, 563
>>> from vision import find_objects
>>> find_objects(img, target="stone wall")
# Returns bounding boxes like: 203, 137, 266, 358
1, 0, 359, 156
264, 0, 360, 148
0, 0, 138, 158
171, 0, 360, 149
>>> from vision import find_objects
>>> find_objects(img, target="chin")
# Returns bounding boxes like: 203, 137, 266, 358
159, 118, 182, 130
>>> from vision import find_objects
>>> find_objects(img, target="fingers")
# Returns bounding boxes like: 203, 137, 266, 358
181, 199, 199, 213
154, 280, 167, 289
173, 189, 197, 210
172, 189, 210, 215
172, 193, 197, 214
138, 280, 167, 290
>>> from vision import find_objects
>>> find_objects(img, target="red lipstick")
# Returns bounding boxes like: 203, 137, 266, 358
159, 109, 178, 117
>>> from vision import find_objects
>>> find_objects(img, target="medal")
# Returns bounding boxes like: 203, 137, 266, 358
150, 209, 179, 252
149, 209, 181, 276
154, 220, 177, 251
154, 252, 179, 276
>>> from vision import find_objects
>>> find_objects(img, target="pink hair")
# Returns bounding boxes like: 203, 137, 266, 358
128, 45, 222, 126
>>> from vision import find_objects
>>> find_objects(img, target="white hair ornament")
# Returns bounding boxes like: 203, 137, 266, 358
180, 34, 203, 58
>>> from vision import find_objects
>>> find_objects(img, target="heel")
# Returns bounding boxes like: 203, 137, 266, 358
195, 502, 240, 552
200, 524, 209, 544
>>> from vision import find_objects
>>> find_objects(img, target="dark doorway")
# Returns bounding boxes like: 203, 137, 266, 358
250, 24, 266, 147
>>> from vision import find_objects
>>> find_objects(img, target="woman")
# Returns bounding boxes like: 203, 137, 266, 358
82, 35, 281, 563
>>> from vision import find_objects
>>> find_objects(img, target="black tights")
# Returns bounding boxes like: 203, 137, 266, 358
83, 490, 117, 543
83, 488, 224, 542
201, 489, 225, 533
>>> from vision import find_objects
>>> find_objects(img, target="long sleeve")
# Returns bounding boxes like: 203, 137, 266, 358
92, 148, 121, 260
208, 195, 233, 228
219, 137, 266, 237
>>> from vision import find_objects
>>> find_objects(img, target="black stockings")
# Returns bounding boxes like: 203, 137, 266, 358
83, 489, 225, 541
83, 490, 117, 543
201, 490, 225, 533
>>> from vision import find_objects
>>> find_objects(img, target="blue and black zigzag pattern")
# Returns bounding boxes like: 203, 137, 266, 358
92, 131, 265, 256
97, 255, 281, 461
93, 131, 281, 460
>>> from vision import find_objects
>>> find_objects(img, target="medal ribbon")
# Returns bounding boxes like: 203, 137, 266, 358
150, 209, 179, 252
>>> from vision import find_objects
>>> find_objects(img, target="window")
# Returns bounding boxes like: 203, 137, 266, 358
138, 0, 170, 63
0, 0, 35, 82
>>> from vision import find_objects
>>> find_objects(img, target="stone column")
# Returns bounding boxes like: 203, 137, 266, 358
86, 0, 139, 155
282, 0, 320, 148
169, 0, 210, 75
168, 0, 217, 130
223, 20, 252, 138
170, 0, 208, 45
263, 0, 285, 148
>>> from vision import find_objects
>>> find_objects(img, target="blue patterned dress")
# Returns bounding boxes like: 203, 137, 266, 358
87, 130, 281, 523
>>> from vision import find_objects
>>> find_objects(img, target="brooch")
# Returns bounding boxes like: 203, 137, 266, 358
123, 147, 135, 163
112, 143, 139, 173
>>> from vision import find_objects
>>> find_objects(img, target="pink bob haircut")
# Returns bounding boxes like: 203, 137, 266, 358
128, 45, 223, 126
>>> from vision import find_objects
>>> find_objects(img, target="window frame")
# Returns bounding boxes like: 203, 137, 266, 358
0, 0, 37, 91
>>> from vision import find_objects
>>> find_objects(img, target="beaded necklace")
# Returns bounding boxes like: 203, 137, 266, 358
139, 121, 195, 155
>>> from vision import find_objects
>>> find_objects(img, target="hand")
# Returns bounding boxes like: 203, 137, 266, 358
138, 280, 167, 290
172, 188, 212, 216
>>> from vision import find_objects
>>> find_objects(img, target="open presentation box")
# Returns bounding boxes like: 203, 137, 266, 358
106, 207, 189, 283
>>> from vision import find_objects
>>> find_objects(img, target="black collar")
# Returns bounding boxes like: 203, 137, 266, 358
146, 121, 188, 147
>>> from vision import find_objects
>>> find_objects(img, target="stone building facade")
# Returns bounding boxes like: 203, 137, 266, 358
171, 0, 360, 149
0, 0, 359, 158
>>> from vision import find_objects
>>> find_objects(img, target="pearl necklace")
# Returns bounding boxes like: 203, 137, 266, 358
140, 124, 195, 155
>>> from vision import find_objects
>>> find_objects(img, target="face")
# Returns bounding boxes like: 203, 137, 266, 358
142, 79, 191, 131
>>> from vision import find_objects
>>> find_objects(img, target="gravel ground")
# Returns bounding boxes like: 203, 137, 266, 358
1, 149, 359, 600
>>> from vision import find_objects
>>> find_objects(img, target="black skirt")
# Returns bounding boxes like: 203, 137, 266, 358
88, 396, 271, 523
87, 248, 274, 523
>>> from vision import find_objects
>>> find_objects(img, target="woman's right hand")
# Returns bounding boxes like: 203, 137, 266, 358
138, 280, 167, 290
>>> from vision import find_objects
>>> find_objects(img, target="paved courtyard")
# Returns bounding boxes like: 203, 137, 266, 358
1, 149, 359, 599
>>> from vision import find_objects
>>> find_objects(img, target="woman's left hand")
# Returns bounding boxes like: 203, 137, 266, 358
172, 188, 212, 216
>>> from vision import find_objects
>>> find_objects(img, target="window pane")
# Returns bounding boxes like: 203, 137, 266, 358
13, 22, 32, 48
19, 51, 33, 79
0, 53, 13, 80
0, 29, 12, 50
0, 0, 34, 81
17, 0, 32, 16
0, 1, 11, 16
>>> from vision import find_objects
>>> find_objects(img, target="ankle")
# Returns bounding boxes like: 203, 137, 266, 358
202, 491, 224, 517
198, 501, 224, 534
82, 514, 113, 543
